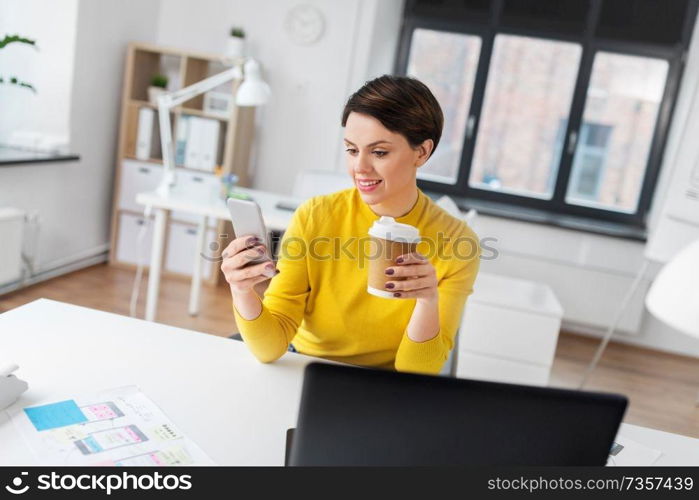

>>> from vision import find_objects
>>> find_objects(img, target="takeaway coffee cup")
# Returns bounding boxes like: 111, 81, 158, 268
367, 216, 421, 298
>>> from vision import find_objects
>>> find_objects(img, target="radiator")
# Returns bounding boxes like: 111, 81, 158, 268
0, 207, 25, 287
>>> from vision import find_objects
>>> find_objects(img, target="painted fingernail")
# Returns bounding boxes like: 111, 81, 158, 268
385, 282, 394, 289
256, 246, 265, 254
393, 292, 401, 297
385, 268, 394, 275
396, 257, 404, 264
265, 263, 275, 271
246, 237, 257, 246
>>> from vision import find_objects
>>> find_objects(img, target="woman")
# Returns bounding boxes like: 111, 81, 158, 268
221, 75, 480, 374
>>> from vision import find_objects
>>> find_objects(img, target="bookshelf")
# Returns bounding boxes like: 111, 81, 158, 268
109, 42, 256, 285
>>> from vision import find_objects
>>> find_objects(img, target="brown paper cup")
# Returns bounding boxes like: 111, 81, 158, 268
367, 237, 417, 298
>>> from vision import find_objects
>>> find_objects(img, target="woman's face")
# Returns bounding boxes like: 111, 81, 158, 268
344, 112, 432, 206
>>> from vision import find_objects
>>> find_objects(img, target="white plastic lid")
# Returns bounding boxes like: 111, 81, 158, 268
368, 216, 421, 243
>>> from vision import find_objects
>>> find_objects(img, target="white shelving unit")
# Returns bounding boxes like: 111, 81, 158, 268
109, 42, 256, 285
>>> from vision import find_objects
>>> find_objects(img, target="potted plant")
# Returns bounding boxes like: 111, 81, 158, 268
226, 27, 246, 59
148, 74, 168, 105
0, 34, 38, 93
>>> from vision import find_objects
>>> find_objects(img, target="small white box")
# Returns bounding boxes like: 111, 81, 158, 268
455, 273, 563, 384
459, 273, 563, 366
459, 302, 562, 366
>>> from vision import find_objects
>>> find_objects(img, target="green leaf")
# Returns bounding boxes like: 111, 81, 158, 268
0, 34, 37, 50
0, 75, 37, 93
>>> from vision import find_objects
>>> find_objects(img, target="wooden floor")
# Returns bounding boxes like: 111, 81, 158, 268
2, 262, 698, 439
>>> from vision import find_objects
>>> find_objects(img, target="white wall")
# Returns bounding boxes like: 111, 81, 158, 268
0, 0, 161, 279
0, 0, 78, 145
156, 0, 405, 194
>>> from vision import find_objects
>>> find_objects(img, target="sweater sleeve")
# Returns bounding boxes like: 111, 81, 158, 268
233, 201, 311, 363
394, 234, 481, 375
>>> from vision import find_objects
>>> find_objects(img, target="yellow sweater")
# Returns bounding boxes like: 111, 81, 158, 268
233, 188, 480, 374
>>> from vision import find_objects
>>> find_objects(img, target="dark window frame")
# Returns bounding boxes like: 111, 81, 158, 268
395, 0, 698, 230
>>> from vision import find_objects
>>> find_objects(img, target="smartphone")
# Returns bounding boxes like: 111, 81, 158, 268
226, 197, 272, 264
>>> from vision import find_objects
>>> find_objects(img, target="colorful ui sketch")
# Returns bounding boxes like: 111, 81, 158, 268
10, 386, 213, 466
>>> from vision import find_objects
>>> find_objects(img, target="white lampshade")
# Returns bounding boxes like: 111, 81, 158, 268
645, 238, 699, 337
236, 59, 271, 106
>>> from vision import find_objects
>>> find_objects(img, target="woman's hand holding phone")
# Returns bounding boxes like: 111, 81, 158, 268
221, 235, 278, 295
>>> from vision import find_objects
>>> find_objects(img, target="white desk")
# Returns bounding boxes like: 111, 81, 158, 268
135, 187, 300, 322
1, 299, 698, 466
0, 299, 313, 466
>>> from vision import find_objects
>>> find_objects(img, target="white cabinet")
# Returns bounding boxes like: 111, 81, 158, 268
114, 161, 223, 282
118, 160, 163, 213
165, 221, 217, 279
117, 160, 217, 227
460, 303, 560, 366
115, 212, 154, 266
116, 213, 217, 280
173, 170, 220, 226
110, 43, 257, 291
456, 273, 563, 386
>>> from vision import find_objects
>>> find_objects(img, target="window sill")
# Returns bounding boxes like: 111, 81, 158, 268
425, 191, 647, 242
0, 146, 80, 166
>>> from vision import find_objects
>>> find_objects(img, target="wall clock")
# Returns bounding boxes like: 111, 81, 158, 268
284, 4, 325, 45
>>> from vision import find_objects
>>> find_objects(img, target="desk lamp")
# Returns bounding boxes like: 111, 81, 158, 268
155, 58, 271, 197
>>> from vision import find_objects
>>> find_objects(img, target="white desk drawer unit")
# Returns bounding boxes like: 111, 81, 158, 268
174, 170, 221, 226
118, 160, 163, 213
115, 212, 154, 266
456, 272, 563, 386
118, 160, 218, 227
116, 213, 217, 280
165, 222, 217, 278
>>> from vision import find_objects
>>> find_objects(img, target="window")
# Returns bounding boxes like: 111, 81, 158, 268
566, 52, 669, 212
469, 34, 581, 199
396, 0, 698, 231
407, 28, 482, 184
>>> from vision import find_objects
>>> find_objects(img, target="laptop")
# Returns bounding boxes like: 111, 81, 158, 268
287, 363, 627, 466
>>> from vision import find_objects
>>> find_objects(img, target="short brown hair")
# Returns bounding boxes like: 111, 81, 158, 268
341, 75, 443, 158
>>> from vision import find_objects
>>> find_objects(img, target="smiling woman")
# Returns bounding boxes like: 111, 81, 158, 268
222, 75, 481, 375
342, 76, 440, 218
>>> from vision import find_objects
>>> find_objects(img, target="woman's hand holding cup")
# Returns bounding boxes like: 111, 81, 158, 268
384, 252, 438, 303
220, 235, 278, 295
